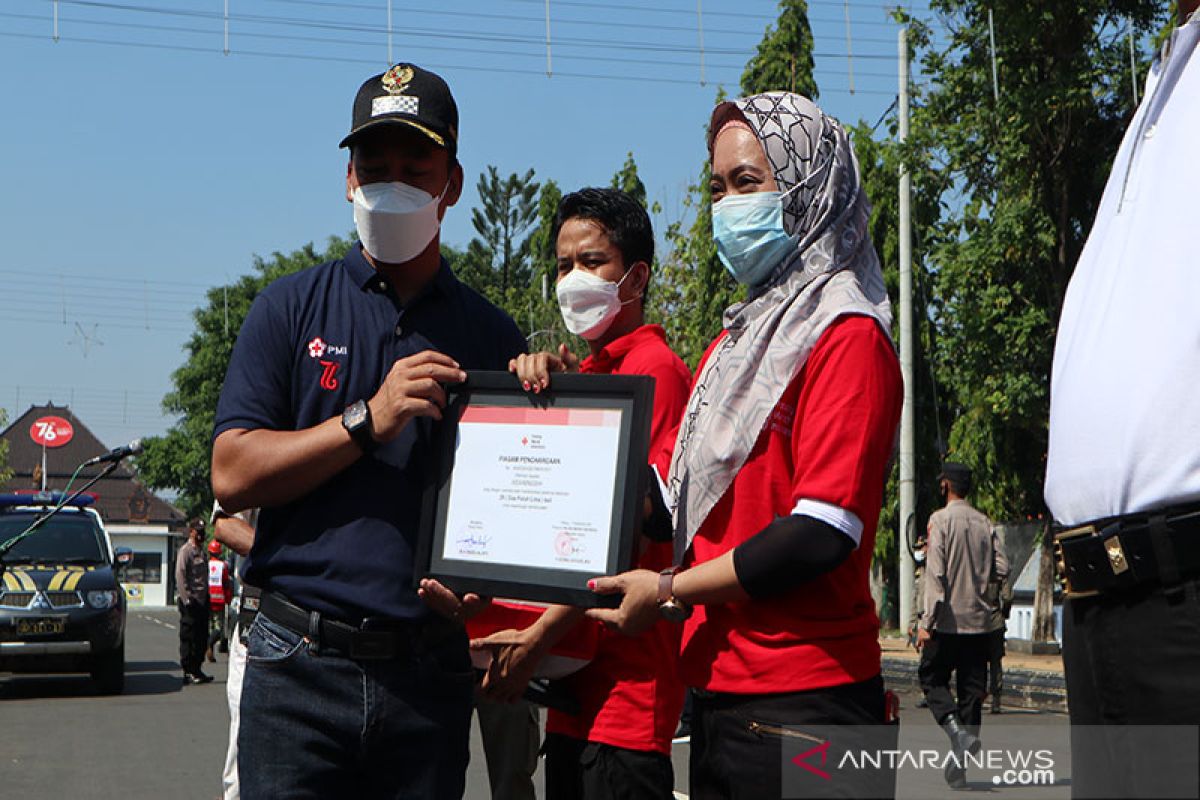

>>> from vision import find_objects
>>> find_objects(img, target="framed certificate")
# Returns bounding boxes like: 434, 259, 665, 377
416, 371, 655, 607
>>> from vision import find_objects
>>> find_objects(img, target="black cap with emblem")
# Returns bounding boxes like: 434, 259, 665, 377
339, 63, 459, 158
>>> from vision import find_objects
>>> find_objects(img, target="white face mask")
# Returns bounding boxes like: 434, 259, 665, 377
352, 181, 447, 264
556, 268, 638, 340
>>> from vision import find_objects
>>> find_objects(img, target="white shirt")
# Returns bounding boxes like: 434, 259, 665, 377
1045, 16, 1200, 526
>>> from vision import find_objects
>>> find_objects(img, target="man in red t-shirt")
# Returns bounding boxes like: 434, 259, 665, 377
472, 187, 690, 799
206, 539, 233, 661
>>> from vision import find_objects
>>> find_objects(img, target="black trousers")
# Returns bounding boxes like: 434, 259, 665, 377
917, 631, 989, 728
689, 674, 897, 800
1062, 575, 1200, 799
987, 627, 1005, 697
543, 733, 674, 800
178, 600, 210, 674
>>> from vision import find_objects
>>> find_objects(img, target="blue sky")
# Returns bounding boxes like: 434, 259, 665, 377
1, 0, 924, 455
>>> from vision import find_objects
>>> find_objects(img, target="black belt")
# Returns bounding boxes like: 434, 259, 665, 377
256, 591, 460, 660
237, 584, 262, 633
1053, 504, 1200, 599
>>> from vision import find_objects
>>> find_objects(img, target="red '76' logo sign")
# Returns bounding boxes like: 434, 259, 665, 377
319, 360, 340, 391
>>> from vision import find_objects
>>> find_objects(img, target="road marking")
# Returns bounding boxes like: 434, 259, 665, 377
137, 613, 176, 630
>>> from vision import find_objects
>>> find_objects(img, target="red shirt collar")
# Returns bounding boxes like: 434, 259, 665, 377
580, 324, 667, 374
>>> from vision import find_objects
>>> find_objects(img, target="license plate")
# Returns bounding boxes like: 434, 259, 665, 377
17, 618, 65, 636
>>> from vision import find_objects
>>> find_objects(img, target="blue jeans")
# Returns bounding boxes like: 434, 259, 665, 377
237, 615, 475, 799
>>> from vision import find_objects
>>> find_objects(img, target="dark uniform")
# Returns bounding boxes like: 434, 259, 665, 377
918, 463, 1008, 788
214, 63, 526, 800
174, 530, 211, 683
216, 244, 524, 797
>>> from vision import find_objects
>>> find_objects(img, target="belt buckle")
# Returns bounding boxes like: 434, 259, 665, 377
1053, 525, 1102, 599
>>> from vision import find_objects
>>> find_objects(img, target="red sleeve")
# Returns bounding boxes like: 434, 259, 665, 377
623, 345, 692, 481
790, 315, 902, 525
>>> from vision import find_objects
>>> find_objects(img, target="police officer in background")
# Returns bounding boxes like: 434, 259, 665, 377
917, 462, 1008, 789
175, 519, 213, 685
1044, 3, 1200, 797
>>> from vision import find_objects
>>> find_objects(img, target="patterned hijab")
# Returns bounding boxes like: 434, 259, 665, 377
667, 91, 893, 556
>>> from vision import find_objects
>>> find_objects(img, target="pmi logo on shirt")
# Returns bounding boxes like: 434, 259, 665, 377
306, 337, 348, 359
306, 337, 348, 390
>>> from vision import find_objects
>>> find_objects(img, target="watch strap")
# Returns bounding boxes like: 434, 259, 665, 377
657, 566, 682, 605
343, 400, 378, 453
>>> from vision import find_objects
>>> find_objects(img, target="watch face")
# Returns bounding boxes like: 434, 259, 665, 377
659, 600, 691, 623
345, 402, 367, 429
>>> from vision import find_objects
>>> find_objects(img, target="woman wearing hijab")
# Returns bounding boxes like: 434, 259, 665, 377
588, 93, 903, 798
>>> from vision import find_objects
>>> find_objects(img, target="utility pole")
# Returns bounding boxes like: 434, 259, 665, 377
898, 26, 916, 633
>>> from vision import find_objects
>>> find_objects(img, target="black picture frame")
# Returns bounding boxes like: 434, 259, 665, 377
416, 370, 655, 607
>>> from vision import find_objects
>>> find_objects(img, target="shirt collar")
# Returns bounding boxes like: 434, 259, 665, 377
580, 324, 665, 373
344, 241, 458, 301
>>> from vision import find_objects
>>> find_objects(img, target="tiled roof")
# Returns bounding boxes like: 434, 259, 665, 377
1, 404, 184, 528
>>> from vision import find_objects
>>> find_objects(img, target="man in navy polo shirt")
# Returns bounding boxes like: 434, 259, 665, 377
211, 62, 526, 799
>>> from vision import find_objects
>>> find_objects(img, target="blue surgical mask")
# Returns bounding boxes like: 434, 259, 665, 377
712, 189, 800, 287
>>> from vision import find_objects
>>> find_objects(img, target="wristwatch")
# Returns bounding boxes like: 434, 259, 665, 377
657, 566, 692, 623
342, 400, 378, 453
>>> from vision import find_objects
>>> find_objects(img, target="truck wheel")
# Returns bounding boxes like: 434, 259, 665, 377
91, 642, 125, 695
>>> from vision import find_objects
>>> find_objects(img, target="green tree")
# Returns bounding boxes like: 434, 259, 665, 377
654, 0, 821, 369
609, 153, 647, 208
654, 158, 738, 370
469, 166, 541, 294
446, 238, 499, 297
527, 179, 563, 301
847, 113, 955, 624
741, 0, 818, 98
0, 409, 12, 485
522, 180, 570, 352
851, 120, 948, 548
907, 0, 1165, 518
137, 236, 354, 520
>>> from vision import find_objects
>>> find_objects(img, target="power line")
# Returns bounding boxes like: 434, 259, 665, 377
1, 313, 194, 334
1, 29, 903, 91
5, 9, 911, 77
31, 0, 910, 59
42, 0, 757, 55
0, 30, 738, 86
0, 10, 757, 70
500, 0, 933, 19
0, 267, 212, 290
261, 0, 764, 38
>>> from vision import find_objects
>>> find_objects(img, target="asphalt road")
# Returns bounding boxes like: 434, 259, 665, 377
0, 609, 1072, 800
